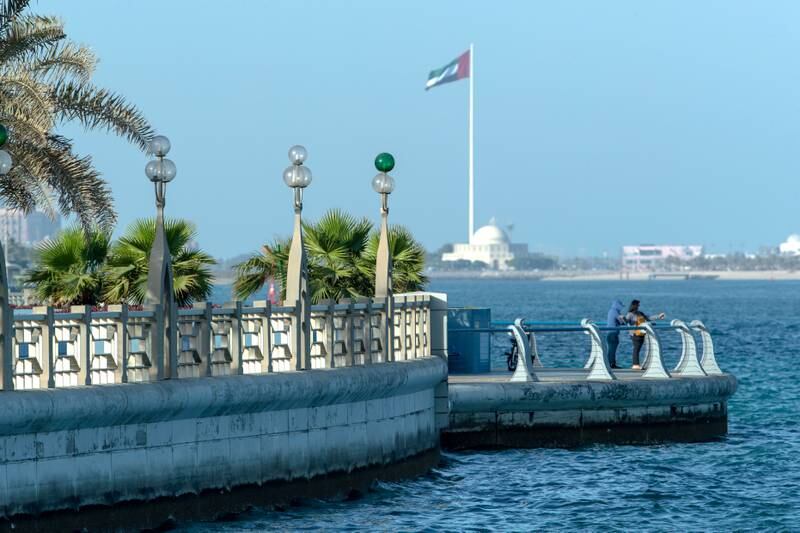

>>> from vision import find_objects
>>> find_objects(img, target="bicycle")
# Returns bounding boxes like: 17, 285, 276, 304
505, 334, 519, 371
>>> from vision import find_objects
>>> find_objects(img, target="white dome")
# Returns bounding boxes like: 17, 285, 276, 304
472, 223, 509, 246
787, 234, 800, 243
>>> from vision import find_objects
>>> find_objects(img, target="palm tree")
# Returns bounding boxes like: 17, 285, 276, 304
233, 209, 428, 303
232, 240, 290, 302
358, 225, 428, 294
304, 209, 373, 302
24, 226, 110, 306
0, 0, 153, 228
104, 218, 216, 306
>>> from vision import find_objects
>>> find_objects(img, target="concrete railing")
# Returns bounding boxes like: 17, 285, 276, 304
3, 292, 446, 391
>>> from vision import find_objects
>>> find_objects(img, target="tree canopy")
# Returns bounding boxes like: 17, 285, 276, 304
24, 219, 215, 306
0, 0, 153, 228
234, 209, 427, 303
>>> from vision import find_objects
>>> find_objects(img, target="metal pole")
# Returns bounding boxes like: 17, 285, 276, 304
468, 42, 474, 243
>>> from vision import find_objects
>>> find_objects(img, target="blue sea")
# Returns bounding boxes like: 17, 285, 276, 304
188, 280, 799, 531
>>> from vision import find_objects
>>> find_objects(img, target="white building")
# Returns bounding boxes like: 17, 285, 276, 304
779, 234, 800, 256
622, 244, 703, 271
0, 208, 61, 249
438, 123, 530, 270
442, 218, 528, 270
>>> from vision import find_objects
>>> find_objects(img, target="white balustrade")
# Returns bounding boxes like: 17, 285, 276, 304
0, 293, 439, 390
501, 317, 724, 382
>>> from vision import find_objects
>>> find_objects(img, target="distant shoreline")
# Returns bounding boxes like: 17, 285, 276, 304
427, 270, 800, 281
210, 270, 800, 286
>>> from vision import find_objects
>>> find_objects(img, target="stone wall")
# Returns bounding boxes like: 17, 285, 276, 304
0, 356, 447, 518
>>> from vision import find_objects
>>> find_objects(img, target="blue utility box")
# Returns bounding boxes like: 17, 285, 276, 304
447, 307, 491, 374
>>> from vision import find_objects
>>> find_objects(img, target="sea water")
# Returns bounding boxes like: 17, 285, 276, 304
186, 280, 799, 531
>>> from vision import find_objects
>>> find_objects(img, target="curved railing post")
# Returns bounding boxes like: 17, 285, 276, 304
671, 319, 706, 376
528, 330, 543, 367
581, 319, 615, 380
509, 318, 536, 382
690, 320, 723, 375
641, 322, 670, 379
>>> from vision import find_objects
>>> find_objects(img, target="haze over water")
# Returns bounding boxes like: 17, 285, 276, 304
191, 280, 799, 531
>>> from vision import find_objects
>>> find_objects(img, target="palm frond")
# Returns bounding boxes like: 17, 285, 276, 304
0, 95, 50, 142
53, 82, 153, 150
29, 42, 96, 84
0, 2, 154, 226
0, 13, 61, 60
0, 0, 31, 24
0, 69, 56, 121
31, 136, 116, 228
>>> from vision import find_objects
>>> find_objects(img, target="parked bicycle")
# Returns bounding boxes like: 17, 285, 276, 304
505, 334, 519, 371
505, 331, 538, 371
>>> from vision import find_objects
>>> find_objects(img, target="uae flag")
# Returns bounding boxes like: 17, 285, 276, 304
425, 50, 470, 90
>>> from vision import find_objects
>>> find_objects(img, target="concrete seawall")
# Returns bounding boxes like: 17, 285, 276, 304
444, 374, 737, 449
0, 357, 448, 522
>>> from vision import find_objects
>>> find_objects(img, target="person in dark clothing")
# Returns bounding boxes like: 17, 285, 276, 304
625, 299, 665, 369
605, 300, 626, 369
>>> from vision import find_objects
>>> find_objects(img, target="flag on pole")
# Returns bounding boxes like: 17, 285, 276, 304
425, 50, 470, 90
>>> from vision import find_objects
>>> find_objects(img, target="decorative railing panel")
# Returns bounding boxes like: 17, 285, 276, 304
0, 293, 440, 390
126, 307, 160, 383
270, 305, 295, 372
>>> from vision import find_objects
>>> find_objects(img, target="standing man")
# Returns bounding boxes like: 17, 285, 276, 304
626, 299, 666, 369
606, 300, 626, 369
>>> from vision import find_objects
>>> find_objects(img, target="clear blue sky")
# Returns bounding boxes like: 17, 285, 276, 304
38, 0, 800, 258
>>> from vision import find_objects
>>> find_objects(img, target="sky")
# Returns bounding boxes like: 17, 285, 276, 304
35, 0, 800, 258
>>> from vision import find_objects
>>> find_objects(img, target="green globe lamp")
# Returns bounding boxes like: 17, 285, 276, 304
372, 152, 396, 207
374, 152, 395, 173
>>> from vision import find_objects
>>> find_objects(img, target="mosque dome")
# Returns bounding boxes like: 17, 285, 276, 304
471, 219, 509, 246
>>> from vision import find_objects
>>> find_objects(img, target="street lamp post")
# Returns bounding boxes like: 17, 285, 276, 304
372, 152, 395, 296
372, 152, 395, 361
0, 125, 11, 176
144, 135, 178, 379
283, 145, 312, 370
0, 125, 12, 389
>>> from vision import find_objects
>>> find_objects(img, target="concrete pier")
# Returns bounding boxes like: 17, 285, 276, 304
444, 371, 736, 449
442, 316, 738, 449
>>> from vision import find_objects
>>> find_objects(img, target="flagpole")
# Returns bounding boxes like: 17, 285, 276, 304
468, 43, 474, 244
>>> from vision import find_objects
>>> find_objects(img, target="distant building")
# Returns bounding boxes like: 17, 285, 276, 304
621, 244, 703, 271
442, 218, 528, 270
779, 234, 800, 256
0, 208, 61, 249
